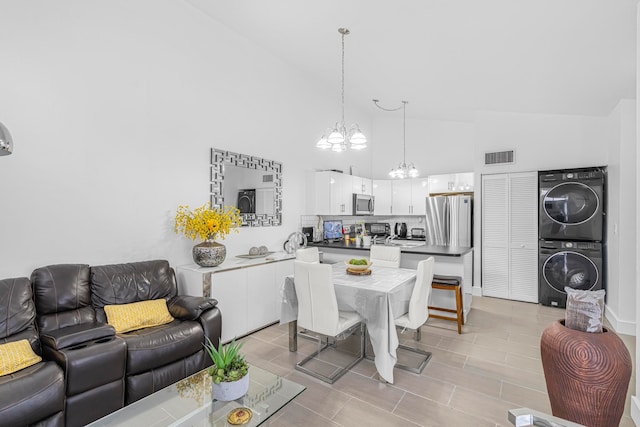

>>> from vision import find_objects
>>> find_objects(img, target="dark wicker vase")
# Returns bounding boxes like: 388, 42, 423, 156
540, 319, 632, 427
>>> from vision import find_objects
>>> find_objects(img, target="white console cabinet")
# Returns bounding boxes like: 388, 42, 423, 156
177, 257, 294, 344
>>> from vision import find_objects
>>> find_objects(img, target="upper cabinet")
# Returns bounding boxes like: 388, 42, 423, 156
352, 176, 373, 195
373, 177, 429, 215
428, 172, 474, 194
373, 180, 392, 215
307, 171, 354, 215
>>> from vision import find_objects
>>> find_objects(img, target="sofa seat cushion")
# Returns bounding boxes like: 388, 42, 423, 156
0, 339, 42, 375
121, 320, 204, 375
0, 360, 65, 426
105, 299, 174, 333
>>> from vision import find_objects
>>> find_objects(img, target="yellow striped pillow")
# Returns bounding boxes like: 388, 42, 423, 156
0, 339, 42, 376
104, 299, 175, 333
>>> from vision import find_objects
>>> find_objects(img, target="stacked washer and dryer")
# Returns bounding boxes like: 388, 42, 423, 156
538, 167, 606, 308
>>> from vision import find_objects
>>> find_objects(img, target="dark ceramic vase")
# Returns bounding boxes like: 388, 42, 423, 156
540, 319, 632, 427
192, 237, 226, 267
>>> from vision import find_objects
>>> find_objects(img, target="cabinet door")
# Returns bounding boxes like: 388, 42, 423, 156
352, 176, 373, 195
481, 174, 509, 299
247, 264, 277, 331
508, 172, 538, 302
411, 178, 430, 215
373, 180, 392, 215
337, 173, 353, 214
211, 269, 248, 343
392, 180, 412, 215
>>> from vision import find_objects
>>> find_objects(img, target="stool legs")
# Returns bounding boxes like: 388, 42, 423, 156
428, 282, 464, 334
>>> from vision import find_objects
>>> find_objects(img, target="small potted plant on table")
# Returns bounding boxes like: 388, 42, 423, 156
203, 337, 249, 401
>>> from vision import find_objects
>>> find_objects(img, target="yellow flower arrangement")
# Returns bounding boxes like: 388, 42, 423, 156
174, 203, 242, 241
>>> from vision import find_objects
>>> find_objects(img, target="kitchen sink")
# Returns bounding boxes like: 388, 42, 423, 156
381, 240, 426, 248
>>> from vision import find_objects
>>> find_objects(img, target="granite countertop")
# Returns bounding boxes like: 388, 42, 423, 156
308, 240, 473, 257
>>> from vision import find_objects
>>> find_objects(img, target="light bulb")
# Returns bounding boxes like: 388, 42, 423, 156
316, 136, 330, 149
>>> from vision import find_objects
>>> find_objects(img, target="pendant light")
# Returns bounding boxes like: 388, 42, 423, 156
373, 99, 418, 179
316, 28, 367, 152
0, 121, 13, 156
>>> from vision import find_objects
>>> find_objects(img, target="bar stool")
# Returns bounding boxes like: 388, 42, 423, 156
428, 275, 464, 334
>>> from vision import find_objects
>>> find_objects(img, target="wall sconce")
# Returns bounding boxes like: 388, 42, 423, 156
0, 121, 13, 156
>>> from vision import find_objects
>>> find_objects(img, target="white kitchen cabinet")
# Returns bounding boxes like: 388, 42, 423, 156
410, 178, 430, 215
176, 258, 294, 344
309, 171, 353, 215
351, 176, 372, 195
373, 179, 392, 214
482, 172, 538, 303
392, 180, 412, 215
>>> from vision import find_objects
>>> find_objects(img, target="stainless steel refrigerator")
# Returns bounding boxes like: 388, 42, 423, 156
425, 195, 473, 247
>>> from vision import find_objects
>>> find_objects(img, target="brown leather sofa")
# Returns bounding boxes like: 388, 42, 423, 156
0, 259, 222, 427
0, 277, 66, 426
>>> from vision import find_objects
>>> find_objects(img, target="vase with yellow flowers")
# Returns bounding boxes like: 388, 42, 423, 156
175, 203, 242, 267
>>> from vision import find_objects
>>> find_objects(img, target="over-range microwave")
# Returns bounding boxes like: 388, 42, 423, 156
353, 193, 375, 215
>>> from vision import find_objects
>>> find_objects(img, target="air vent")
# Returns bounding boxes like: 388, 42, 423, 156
485, 150, 515, 165
262, 174, 274, 183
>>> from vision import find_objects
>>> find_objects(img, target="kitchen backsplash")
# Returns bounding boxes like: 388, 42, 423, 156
300, 215, 426, 241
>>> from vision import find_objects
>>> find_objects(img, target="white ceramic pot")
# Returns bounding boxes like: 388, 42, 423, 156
362, 235, 372, 247
212, 373, 250, 401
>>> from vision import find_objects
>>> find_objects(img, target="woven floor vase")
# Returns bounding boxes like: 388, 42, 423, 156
540, 320, 632, 427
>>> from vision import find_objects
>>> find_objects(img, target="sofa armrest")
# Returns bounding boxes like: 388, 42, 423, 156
197, 307, 222, 367
167, 296, 218, 321
40, 323, 115, 350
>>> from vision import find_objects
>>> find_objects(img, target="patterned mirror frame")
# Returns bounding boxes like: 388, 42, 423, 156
210, 148, 282, 227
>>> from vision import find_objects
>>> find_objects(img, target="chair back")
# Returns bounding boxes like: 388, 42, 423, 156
370, 245, 401, 268
31, 264, 96, 332
296, 247, 320, 263
293, 261, 339, 336
0, 277, 40, 352
406, 257, 435, 328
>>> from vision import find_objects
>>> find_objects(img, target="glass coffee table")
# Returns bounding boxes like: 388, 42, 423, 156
87, 364, 305, 426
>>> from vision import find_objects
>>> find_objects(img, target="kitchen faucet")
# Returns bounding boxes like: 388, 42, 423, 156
385, 234, 397, 245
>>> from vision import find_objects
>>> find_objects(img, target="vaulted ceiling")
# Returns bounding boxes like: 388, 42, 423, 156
187, 0, 636, 121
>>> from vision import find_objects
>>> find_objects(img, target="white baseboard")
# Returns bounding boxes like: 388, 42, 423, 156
632, 396, 640, 426
472, 286, 483, 296
605, 306, 636, 336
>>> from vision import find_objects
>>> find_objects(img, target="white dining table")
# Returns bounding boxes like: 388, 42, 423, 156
280, 263, 416, 383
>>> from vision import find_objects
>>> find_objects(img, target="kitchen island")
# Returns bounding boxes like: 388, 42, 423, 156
308, 240, 474, 322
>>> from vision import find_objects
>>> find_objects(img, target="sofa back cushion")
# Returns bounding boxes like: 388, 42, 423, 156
0, 277, 40, 351
91, 260, 177, 323
31, 264, 95, 332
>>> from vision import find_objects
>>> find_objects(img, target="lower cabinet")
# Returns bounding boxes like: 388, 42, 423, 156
177, 259, 294, 344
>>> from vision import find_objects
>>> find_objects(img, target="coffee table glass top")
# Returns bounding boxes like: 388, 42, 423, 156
86, 364, 305, 426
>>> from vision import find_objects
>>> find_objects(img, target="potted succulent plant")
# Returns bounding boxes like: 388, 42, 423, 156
203, 337, 249, 401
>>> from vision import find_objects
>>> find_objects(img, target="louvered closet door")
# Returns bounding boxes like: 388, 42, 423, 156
482, 174, 509, 298
509, 172, 538, 302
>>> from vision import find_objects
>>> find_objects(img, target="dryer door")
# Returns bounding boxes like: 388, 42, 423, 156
543, 182, 599, 225
542, 251, 599, 293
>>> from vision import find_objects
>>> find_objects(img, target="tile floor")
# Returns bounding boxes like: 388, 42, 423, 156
239, 296, 636, 427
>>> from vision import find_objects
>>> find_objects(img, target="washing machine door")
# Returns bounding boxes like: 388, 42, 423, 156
543, 182, 599, 225
542, 251, 599, 294
237, 191, 255, 214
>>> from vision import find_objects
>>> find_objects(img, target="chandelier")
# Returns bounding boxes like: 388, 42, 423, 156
0, 121, 13, 156
373, 99, 418, 179
316, 28, 367, 152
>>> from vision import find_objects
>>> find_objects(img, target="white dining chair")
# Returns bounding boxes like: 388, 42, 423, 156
295, 247, 320, 263
293, 261, 364, 383
394, 256, 435, 374
370, 245, 401, 267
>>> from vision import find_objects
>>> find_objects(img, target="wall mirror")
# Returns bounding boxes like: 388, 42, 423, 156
210, 148, 282, 227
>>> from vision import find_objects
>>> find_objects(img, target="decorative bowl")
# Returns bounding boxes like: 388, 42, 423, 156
344, 259, 372, 271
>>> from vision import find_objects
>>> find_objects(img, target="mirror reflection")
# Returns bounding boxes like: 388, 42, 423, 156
210, 148, 282, 227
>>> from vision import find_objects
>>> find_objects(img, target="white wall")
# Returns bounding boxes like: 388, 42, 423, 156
606, 99, 637, 335
370, 117, 475, 179
0, 0, 373, 278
